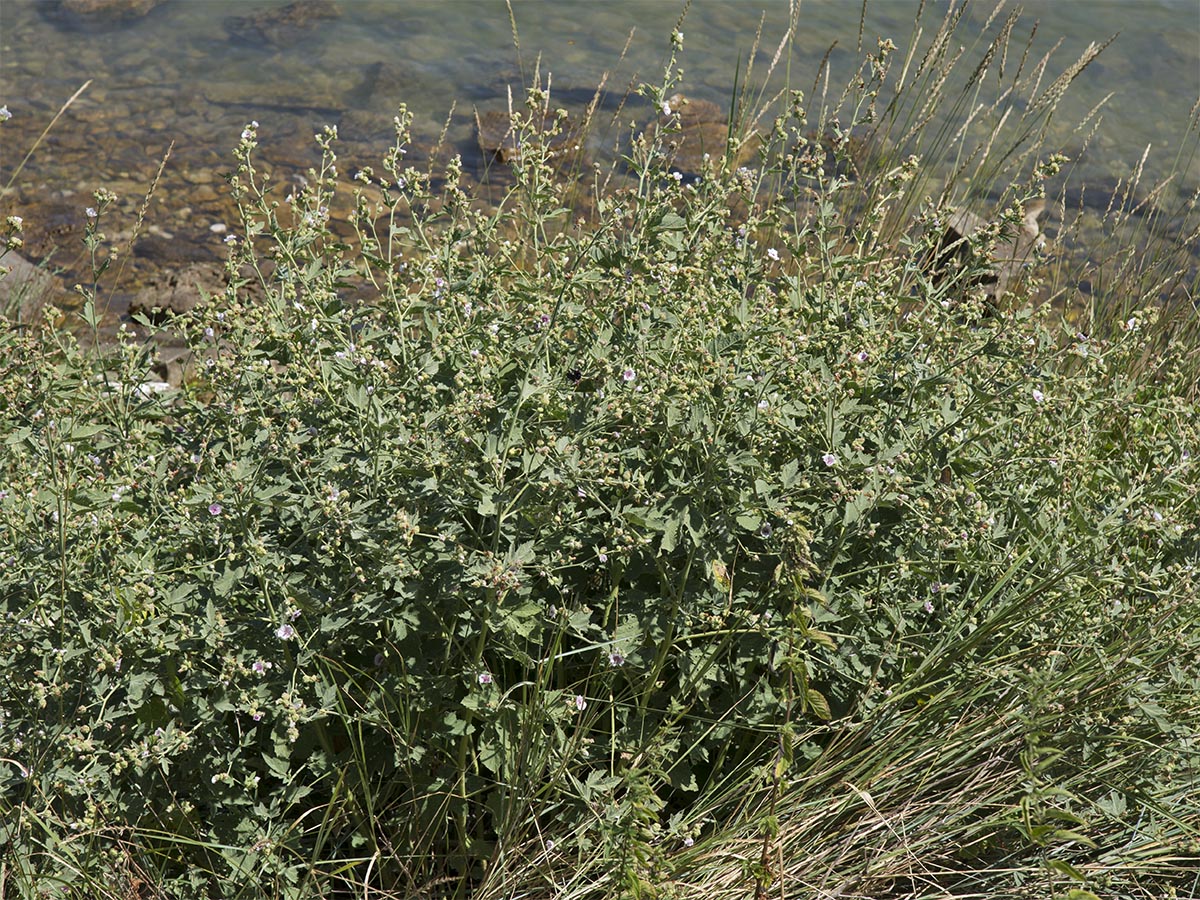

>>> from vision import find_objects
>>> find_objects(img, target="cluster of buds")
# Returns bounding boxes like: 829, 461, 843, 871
3, 215, 22, 253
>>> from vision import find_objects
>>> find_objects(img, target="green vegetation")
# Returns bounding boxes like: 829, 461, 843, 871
2, 5, 1198, 898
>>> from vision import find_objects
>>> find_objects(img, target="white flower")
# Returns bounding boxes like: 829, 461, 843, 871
0, 106, 10, 121
276, 624, 295, 640
661, 100, 672, 116
822, 452, 837, 467
478, 672, 493, 685
574, 694, 587, 711
766, 247, 779, 261
622, 368, 636, 382
1032, 388, 1044, 403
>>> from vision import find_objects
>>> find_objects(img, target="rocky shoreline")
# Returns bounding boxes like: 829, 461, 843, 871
0, 0, 579, 372
2, 0, 1196, 386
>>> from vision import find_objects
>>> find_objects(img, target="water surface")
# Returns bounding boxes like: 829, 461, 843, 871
1, 0, 1196, 316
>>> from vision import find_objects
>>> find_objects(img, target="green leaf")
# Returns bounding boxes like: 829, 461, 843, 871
1049, 829, 1098, 849
805, 688, 832, 721
66, 423, 106, 440
842, 492, 871, 527
779, 459, 800, 487
477, 490, 497, 516
213, 564, 243, 598
736, 511, 761, 531
127, 672, 153, 703
263, 753, 290, 778
656, 212, 686, 231
1044, 859, 1087, 881
806, 627, 838, 653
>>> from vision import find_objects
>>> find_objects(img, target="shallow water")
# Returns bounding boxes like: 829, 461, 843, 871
1, 0, 1197, 320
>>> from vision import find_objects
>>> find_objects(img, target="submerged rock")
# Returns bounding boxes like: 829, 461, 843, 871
150, 343, 198, 388
127, 261, 225, 324
42, 0, 166, 28
647, 92, 760, 180
355, 60, 430, 109
666, 93, 725, 126
931, 200, 1049, 301
0, 252, 65, 324
475, 109, 581, 165
204, 81, 347, 116
223, 0, 342, 48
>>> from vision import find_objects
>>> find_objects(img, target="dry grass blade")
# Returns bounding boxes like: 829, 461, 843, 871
2, 80, 91, 196
109, 141, 174, 295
